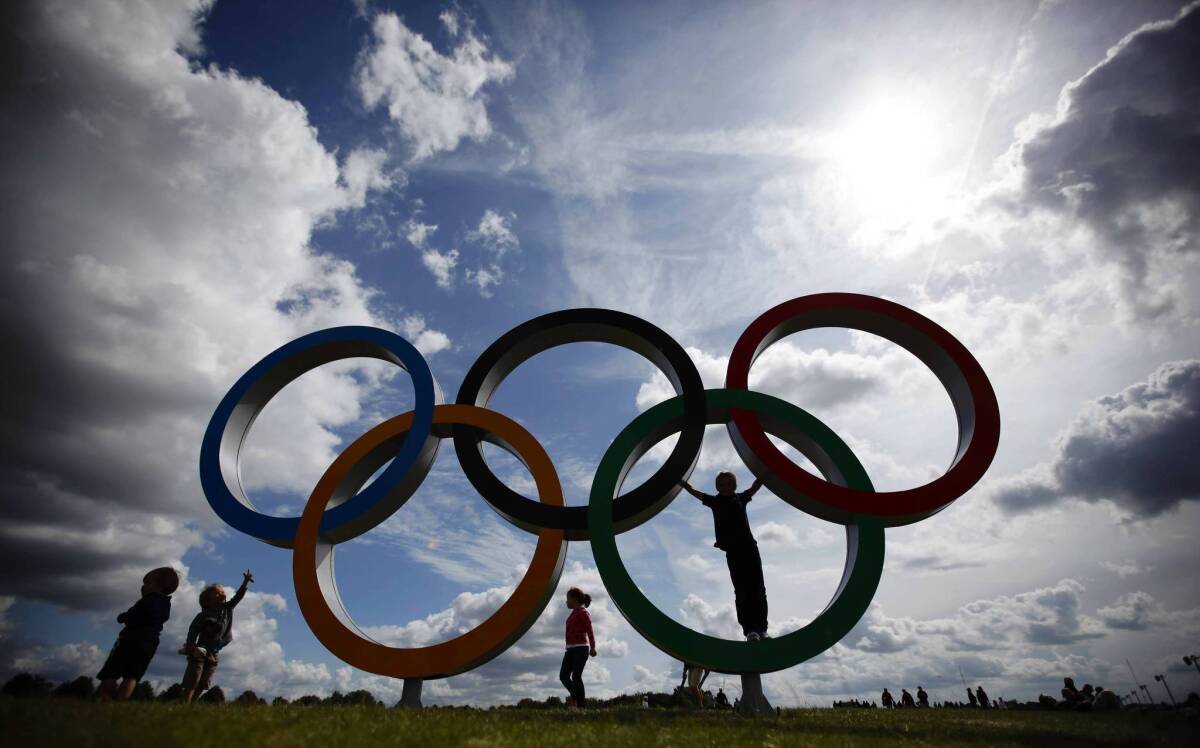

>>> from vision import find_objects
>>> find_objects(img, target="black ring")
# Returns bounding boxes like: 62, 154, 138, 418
454, 308, 706, 540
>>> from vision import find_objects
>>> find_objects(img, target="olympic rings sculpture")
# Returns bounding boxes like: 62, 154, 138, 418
199, 293, 1000, 677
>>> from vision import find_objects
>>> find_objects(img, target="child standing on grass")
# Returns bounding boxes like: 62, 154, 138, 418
680, 471, 769, 640
560, 586, 596, 709
179, 569, 253, 703
96, 566, 180, 701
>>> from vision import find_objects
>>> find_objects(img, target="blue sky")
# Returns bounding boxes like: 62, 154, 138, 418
2, 0, 1199, 706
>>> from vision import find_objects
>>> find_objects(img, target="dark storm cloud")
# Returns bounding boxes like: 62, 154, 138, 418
1009, 2, 1200, 316
0, 1, 400, 611
994, 359, 1200, 517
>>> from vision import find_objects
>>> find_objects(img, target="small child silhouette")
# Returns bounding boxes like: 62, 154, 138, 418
180, 569, 253, 703
680, 472, 768, 640
96, 566, 180, 701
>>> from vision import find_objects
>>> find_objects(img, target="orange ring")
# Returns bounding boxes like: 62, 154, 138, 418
292, 404, 567, 679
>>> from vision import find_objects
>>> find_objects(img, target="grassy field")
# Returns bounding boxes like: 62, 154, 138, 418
3, 700, 1197, 747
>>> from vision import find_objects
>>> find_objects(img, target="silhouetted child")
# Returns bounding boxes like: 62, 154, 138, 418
180, 569, 253, 703
680, 472, 768, 639
881, 687, 895, 708
917, 686, 929, 707
901, 688, 915, 708
559, 586, 595, 709
96, 566, 180, 701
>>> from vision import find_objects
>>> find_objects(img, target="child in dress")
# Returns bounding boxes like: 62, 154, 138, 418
559, 586, 596, 708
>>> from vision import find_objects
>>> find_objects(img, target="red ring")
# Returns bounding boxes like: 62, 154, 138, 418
725, 293, 1000, 526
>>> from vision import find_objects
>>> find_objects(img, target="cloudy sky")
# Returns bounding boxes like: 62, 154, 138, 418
2, 0, 1198, 707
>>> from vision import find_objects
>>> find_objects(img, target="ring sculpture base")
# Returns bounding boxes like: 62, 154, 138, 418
399, 679, 422, 708
737, 673, 774, 717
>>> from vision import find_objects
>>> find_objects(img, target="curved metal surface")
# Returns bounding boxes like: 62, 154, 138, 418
589, 388, 885, 674
725, 293, 1000, 527
199, 326, 442, 547
292, 404, 567, 679
455, 308, 705, 540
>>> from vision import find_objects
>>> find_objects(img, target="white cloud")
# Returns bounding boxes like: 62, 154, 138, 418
754, 521, 798, 546
1099, 560, 1151, 579
1096, 590, 1200, 634
404, 219, 438, 248
356, 11, 514, 160
439, 10, 461, 38
467, 209, 519, 256
401, 314, 452, 356
0, 0, 447, 610
340, 146, 400, 209
403, 218, 465, 289
465, 264, 503, 297
421, 248, 460, 288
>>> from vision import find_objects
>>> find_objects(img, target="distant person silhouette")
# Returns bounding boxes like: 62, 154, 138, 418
966, 688, 978, 707
901, 689, 915, 708
716, 688, 730, 709
680, 472, 768, 639
881, 688, 895, 708
1092, 687, 1119, 711
975, 686, 989, 709
917, 686, 929, 707
1061, 677, 1080, 705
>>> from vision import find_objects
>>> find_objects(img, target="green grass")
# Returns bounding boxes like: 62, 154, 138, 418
3, 700, 1197, 747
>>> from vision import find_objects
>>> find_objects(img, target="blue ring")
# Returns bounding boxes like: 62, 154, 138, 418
199, 326, 439, 547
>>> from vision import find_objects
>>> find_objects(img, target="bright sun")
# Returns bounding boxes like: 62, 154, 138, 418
823, 92, 959, 247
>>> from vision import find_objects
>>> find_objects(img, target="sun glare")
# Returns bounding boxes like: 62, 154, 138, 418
823, 92, 960, 248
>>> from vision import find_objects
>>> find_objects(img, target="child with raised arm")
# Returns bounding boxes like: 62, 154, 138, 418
560, 586, 596, 709
96, 566, 180, 701
179, 569, 253, 703
679, 471, 769, 640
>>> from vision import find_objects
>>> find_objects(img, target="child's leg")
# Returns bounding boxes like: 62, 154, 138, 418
725, 550, 753, 636
558, 650, 574, 702
569, 649, 588, 706
727, 546, 768, 635
688, 666, 704, 706
743, 544, 768, 634
181, 649, 205, 704
116, 678, 138, 701
96, 679, 118, 700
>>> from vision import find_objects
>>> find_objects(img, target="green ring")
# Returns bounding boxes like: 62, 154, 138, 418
588, 388, 886, 674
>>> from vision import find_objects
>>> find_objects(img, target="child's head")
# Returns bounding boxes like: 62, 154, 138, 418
565, 587, 591, 609
141, 567, 180, 596
199, 584, 227, 610
714, 471, 737, 494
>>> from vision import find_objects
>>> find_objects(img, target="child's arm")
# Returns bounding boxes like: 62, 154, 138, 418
742, 478, 764, 501
678, 481, 714, 504
184, 612, 203, 650
117, 597, 151, 627
116, 601, 138, 624
227, 569, 253, 609
586, 611, 596, 657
